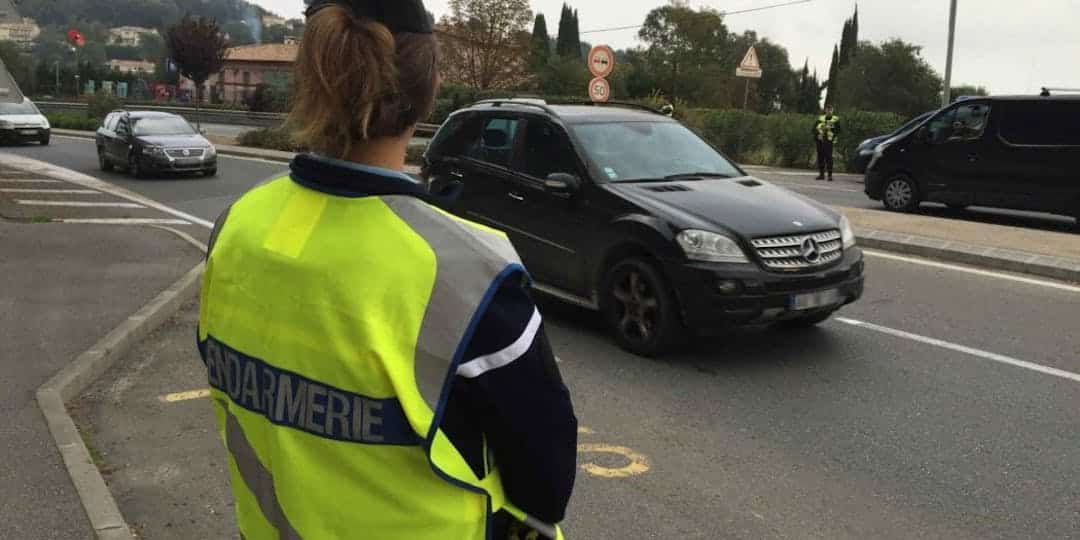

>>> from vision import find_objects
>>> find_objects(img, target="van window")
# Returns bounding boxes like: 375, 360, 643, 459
925, 103, 991, 144
1000, 101, 1080, 146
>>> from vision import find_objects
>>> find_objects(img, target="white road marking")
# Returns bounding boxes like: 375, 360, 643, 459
863, 249, 1080, 294
837, 317, 1080, 384
0, 178, 60, 183
16, 200, 144, 208
60, 218, 191, 225
1, 188, 99, 194
1, 153, 214, 228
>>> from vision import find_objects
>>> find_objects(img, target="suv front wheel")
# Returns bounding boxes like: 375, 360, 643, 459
601, 257, 683, 357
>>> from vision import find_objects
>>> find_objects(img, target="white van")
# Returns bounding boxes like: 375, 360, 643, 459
0, 97, 51, 146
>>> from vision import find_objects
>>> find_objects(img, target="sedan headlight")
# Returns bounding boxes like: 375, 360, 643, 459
839, 215, 856, 249
676, 230, 749, 264
142, 146, 166, 156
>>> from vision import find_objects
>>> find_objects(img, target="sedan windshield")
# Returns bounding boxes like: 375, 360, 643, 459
0, 100, 40, 115
133, 117, 196, 136
570, 121, 742, 182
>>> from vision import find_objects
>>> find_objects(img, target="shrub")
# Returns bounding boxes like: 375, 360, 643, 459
834, 110, 904, 170
46, 113, 101, 131
766, 113, 817, 168
700, 109, 767, 162
237, 126, 304, 153
87, 93, 122, 120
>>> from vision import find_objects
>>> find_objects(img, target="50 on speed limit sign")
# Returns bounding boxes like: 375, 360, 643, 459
589, 77, 611, 103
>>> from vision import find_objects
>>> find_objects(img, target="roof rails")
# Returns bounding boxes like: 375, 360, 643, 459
1040, 87, 1080, 97
545, 100, 664, 115
472, 98, 558, 116
471, 97, 669, 117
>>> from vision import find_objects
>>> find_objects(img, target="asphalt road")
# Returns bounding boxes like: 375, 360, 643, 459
6, 136, 1080, 538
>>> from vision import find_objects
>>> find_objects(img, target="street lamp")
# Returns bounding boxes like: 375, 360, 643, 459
942, 0, 958, 106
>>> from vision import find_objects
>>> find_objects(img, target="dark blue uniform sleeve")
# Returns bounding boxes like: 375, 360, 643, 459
451, 277, 578, 524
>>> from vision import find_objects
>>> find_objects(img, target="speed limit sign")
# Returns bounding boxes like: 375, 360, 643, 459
589, 77, 611, 103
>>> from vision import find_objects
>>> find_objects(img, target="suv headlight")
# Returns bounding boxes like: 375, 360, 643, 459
839, 215, 856, 249
676, 230, 749, 263
0, 120, 12, 129
142, 145, 166, 156
205, 145, 216, 158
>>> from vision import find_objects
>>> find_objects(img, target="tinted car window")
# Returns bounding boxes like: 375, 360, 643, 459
570, 121, 741, 182
517, 121, 579, 180
926, 103, 990, 144
132, 117, 196, 136
1000, 101, 1080, 146
464, 117, 521, 168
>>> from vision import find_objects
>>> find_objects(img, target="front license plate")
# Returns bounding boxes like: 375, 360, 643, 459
20, 129, 37, 135
789, 289, 842, 311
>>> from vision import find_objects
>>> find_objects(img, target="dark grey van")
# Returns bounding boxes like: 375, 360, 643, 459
864, 94, 1080, 223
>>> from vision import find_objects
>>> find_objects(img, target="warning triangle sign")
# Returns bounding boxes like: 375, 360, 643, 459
739, 47, 761, 71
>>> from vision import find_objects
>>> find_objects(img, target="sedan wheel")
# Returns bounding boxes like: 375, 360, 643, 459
98, 148, 113, 172
129, 154, 146, 179
883, 175, 919, 212
603, 257, 682, 357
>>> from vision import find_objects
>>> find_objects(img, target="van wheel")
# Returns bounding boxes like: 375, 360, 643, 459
602, 257, 683, 357
882, 174, 919, 212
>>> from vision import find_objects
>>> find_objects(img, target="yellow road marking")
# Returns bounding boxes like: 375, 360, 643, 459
577, 443, 651, 478
158, 389, 211, 402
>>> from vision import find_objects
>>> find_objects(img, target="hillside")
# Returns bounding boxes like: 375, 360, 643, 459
14, 0, 276, 30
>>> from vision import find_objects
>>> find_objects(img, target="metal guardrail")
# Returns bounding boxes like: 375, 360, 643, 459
33, 100, 440, 137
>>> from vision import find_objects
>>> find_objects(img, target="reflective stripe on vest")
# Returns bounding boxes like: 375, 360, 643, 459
200, 177, 564, 540
817, 115, 839, 142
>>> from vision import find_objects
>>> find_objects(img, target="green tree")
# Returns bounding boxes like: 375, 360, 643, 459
752, 38, 798, 113
833, 39, 943, 116
528, 14, 550, 71
796, 61, 823, 114
221, 21, 255, 46
825, 45, 839, 105
555, 4, 581, 60
264, 24, 289, 43
438, 0, 533, 90
167, 15, 228, 126
638, 4, 736, 105
950, 84, 989, 100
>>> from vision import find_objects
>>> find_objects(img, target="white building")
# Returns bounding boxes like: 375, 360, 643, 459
0, 17, 40, 45
109, 26, 159, 47
108, 59, 157, 74
261, 14, 286, 28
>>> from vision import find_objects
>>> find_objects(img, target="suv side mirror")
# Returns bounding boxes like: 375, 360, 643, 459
544, 172, 581, 194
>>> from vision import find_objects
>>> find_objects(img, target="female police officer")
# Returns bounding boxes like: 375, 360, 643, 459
197, 1, 577, 538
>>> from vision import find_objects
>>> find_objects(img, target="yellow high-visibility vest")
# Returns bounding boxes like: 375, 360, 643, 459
198, 175, 565, 540
817, 114, 840, 143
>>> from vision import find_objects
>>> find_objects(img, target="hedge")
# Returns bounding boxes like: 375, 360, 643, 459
46, 112, 101, 131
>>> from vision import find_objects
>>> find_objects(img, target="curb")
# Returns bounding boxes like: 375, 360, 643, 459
36, 227, 207, 540
856, 227, 1080, 283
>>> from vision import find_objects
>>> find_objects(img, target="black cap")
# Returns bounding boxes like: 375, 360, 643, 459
304, 0, 433, 34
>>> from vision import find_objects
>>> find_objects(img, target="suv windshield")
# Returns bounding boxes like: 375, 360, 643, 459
133, 117, 196, 136
570, 121, 741, 182
0, 100, 39, 115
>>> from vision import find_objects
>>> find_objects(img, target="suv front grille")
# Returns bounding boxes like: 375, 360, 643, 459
166, 148, 205, 159
751, 229, 843, 271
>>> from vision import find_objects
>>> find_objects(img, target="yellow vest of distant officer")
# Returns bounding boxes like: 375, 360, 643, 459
199, 175, 565, 540
817, 114, 840, 143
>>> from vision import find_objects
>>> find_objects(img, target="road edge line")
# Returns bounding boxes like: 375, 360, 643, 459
35, 229, 208, 540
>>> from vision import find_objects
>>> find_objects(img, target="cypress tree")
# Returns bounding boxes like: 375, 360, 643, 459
529, 14, 551, 71
826, 45, 839, 106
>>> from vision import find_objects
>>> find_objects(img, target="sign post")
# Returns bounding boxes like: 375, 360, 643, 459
735, 46, 763, 109
587, 45, 616, 103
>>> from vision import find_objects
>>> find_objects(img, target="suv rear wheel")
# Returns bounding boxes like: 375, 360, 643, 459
601, 257, 683, 357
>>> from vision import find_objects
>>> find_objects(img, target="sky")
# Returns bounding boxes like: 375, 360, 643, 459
254, 0, 1080, 95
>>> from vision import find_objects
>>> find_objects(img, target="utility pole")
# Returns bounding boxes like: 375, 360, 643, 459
942, 0, 958, 106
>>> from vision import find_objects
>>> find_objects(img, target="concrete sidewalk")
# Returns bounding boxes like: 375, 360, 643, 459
0, 219, 203, 540
841, 206, 1080, 282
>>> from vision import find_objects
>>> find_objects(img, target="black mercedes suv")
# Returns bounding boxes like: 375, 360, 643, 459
424, 100, 864, 356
